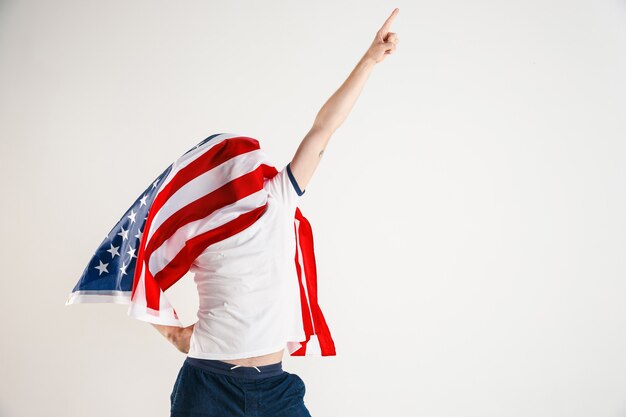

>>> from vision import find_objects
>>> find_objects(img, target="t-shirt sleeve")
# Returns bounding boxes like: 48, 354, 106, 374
264, 162, 305, 208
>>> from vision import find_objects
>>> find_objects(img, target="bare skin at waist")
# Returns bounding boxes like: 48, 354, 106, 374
221, 349, 285, 367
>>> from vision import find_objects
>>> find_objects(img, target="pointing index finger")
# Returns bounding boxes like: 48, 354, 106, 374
380, 8, 399, 35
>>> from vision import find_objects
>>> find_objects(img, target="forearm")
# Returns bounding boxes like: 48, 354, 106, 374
151, 323, 179, 344
286, 9, 398, 190
151, 322, 195, 354
313, 55, 376, 134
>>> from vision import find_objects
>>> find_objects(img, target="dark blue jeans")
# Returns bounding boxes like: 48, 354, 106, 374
170, 357, 312, 417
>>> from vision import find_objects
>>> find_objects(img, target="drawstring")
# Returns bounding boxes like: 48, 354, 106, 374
230, 364, 261, 373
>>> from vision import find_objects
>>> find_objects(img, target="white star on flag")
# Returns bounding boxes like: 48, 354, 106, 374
117, 227, 129, 241
119, 261, 128, 276
127, 209, 137, 224
95, 260, 109, 275
106, 244, 120, 259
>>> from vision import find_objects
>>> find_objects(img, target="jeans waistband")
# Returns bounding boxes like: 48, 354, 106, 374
185, 356, 284, 380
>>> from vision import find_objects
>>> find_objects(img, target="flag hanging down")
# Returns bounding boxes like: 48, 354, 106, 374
64, 161, 174, 316
65, 133, 336, 355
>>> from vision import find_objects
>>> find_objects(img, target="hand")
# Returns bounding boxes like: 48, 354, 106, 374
363, 8, 400, 64
171, 321, 196, 354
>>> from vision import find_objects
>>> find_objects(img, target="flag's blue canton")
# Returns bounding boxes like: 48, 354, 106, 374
72, 165, 173, 294
71, 133, 224, 295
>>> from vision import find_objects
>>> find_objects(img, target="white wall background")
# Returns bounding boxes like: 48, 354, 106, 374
1, 0, 626, 416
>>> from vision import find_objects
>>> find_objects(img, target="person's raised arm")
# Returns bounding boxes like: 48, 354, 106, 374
289, 8, 400, 191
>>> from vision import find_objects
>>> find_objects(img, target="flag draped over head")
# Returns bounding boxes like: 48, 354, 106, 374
66, 133, 335, 356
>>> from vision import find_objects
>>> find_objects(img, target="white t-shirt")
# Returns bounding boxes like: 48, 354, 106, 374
187, 162, 308, 360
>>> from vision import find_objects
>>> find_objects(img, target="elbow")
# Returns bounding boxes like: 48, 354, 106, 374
312, 114, 338, 136
309, 123, 335, 147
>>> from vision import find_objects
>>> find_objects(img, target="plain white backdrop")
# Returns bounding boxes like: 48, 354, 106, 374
1, 0, 626, 416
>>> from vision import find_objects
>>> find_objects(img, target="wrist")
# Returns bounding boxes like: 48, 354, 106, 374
172, 323, 194, 353
359, 53, 377, 70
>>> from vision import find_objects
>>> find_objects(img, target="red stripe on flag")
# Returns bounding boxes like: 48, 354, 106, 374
291, 219, 314, 356
293, 207, 336, 356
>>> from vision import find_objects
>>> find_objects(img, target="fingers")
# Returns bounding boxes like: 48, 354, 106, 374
386, 32, 399, 43
384, 42, 397, 54
368, 9, 399, 62
379, 7, 399, 35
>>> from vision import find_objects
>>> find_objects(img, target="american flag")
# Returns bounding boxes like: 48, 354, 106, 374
65, 133, 335, 356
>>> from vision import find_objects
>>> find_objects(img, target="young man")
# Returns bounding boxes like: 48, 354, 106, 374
154, 8, 400, 417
